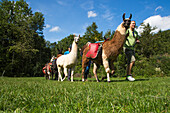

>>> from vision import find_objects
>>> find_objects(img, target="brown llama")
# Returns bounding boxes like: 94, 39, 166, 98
81, 13, 132, 82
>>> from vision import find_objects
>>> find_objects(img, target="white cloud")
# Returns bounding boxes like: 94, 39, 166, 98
57, 1, 65, 6
46, 24, 51, 28
155, 6, 162, 11
49, 26, 61, 32
88, 11, 97, 18
81, 1, 94, 10
137, 15, 170, 34
99, 4, 114, 21
102, 9, 114, 21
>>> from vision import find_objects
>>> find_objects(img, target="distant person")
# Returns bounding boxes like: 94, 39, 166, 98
64, 45, 72, 81
64, 45, 71, 55
124, 20, 140, 81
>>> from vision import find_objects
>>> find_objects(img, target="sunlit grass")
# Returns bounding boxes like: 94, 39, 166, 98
0, 77, 169, 112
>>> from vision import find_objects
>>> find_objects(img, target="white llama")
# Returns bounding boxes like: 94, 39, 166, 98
57, 35, 80, 82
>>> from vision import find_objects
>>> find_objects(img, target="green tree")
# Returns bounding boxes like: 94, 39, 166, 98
104, 30, 115, 39
0, 0, 49, 77
152, 30, 170, 55
83, 22, 103, 43
137, 23, 157, 58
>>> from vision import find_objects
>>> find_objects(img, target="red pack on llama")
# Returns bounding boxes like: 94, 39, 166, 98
86, 43, 102, 59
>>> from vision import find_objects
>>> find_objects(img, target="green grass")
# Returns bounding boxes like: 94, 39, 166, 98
0, 77, 169, 112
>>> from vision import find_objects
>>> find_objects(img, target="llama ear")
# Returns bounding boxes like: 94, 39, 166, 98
73, 34, 75, 37
123, 13, 125, 20
129, 14, 132, 19
78, 34, 80, 37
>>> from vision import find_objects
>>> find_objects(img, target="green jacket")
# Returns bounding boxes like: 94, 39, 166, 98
124, 28, 139, 50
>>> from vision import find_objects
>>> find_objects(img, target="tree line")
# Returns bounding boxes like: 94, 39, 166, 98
0, 0, 169, 77
0, 0, 51, 77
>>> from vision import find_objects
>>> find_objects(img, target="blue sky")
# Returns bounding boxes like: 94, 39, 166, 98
26, 0, 170, 42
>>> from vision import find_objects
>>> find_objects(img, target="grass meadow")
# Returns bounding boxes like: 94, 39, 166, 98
0, 77, 169, 112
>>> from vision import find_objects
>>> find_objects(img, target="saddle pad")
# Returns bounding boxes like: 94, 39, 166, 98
86, 43, 101, 59
47, 63, 52, 72
42, 69, 47, 74
42, 67, 47, 74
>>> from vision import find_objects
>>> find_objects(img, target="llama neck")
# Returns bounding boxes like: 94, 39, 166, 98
70, 41, 78, 55
116, 22, 126, 35
110, 23, 126, 48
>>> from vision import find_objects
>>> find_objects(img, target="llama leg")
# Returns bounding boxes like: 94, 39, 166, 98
71, 67, 75, 82
63, 67, 68, 81
109, 60, 115, 75
45, 74, 48, 80
45, 70, 48, 80
51, 70, 53, 80
47, 65, 50, 80
58, 67, 63, 81
47, 71, 50, 80
81, 57, 90, 82
93, 63, 100, 82
57, 67, 61, 81
54, 69, 58, 80
49, 74, 51, 80
103, 59, 111, 82
81, 66, 85, 82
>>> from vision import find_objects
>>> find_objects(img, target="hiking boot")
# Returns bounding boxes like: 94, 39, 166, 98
126, 76, 135, 81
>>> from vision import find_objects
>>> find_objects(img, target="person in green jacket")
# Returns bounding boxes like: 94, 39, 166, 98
124, 20, 140, 81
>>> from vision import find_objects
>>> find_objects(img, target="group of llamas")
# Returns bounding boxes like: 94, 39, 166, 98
43, 13, 132, 82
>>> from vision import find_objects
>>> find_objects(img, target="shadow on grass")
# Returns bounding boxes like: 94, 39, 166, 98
77, 78, 150, 82
103, 78, 149, 82
51, 78, 150, 82
135, 78, 150, 81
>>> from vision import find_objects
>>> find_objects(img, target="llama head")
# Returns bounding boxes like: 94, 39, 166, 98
122, 13, 132, 29
74, 34, 80, 44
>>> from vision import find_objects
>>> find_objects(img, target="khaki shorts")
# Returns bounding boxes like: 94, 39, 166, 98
124, 48, 136, 64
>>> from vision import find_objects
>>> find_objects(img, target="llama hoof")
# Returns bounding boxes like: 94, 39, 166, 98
107, 81, 111, 83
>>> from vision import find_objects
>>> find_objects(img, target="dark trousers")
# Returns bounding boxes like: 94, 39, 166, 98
68, 68, 71, 80
84, 60, 91, 79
